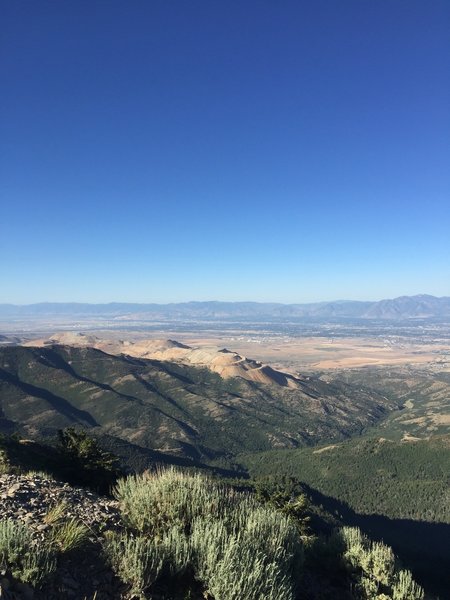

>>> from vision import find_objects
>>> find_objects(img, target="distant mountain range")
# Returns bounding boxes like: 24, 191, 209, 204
1, 294, 450, 320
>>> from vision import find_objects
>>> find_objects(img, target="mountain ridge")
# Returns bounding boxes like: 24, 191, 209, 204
24, 334, 303, 388
1, 294, 450, 320
0, 344, 397, 464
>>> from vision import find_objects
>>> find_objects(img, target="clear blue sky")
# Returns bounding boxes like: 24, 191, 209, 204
1, 0, 449, 303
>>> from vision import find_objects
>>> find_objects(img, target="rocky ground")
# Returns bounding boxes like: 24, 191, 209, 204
0, 474, 125, 600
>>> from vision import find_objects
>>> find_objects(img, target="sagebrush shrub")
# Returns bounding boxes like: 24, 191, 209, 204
0, 519, 56, 587
112, 468, 304, 599
103, 525, 193, 598
103, 532, 167, 598
338, 526, 424, 600
392, 569, 425, 600
368, 541, 395, 586
191, 512, 302, 600
161, 525, 194, 575
114, 467, 243, 535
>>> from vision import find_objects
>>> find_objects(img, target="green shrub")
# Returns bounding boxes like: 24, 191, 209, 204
191, 508, 303, 600
162, 525, 194, 575
392, 569, 424, 600
103, 525, 193, 598
111, 468, 304, 599
113, 467, 241, 535
0, 447, 11, 474
369, 541, 395, 587
57, 428, 121, 493
0, 519, 56, 587
338, 526, 424, 600
254, 475, 311, 535
206, 537, 293, 600
103, 532, 167, 598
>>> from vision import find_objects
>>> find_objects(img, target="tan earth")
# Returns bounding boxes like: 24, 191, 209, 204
175, 335, 450, 372
24, 333, 302, 388
24, 329, 450, 379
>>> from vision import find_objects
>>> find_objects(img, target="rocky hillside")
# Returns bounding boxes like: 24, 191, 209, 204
0, 473, 123, 599
0, 469, 426, 600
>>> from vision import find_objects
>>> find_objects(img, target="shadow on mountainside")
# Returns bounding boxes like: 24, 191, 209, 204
0, 367, 98, 427
96, 433, 243, 479
301, 483, 450, 600
24, 347, 203, 439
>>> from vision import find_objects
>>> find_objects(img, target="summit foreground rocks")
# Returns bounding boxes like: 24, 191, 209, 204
0, 474, 124, 600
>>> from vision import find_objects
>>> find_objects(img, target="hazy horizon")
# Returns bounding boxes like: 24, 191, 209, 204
1, 292, 449, 307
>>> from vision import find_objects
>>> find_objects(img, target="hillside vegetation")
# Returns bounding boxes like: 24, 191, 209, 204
0, 345, 397, 462
0, 346, 448, 597
0, 429, 122, 494
0, 468, 425, 600
240, 436, 450, 523
239, 435, 450, 598
321, 367, 450, 441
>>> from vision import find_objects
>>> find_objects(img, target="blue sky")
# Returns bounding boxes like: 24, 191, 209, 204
1, 0, 449, 303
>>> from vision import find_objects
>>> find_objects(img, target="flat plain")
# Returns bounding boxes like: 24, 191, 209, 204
177, 333, 450, 372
